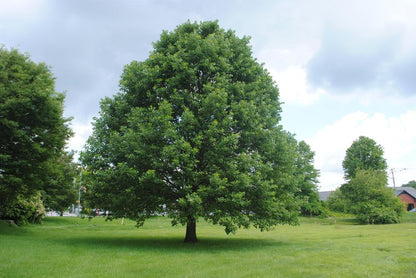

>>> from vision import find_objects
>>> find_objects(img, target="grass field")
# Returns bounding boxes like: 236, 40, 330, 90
1, 214, 415, 277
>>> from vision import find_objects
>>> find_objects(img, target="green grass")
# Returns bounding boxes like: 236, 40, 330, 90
1, 214, 415, 277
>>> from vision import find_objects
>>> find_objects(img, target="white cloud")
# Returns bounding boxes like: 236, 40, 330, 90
268, 65, 325, 106
66, 120, 93, 161
306, 110, 416, 191
0, 0, 45, 17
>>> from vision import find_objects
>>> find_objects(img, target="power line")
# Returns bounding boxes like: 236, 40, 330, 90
390, 168, 408, 189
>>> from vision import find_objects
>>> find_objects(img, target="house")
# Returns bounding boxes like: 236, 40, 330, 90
319, 187, 416, 211
395, 187, 416, 211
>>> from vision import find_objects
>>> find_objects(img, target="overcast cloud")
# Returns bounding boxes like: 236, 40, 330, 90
1, 0, 415, 190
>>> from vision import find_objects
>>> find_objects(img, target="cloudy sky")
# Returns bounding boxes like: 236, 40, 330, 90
2, 0, 416, 191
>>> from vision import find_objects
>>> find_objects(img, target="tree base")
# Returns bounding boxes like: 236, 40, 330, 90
184, 221, 197, 243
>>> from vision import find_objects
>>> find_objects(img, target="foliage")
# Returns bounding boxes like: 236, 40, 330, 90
355, 206, 402, 224
81, 21, 300, 242
326, 188, 348, 213
0, 47, 72, 222
337, 137, 403, 224
292, 139, 326, 216
340, 169, 403, 224
42, 151, 78, 214
1, 192, 45, 225
402, 211, 416, 223
342, 136, 387, 181
401, 180, 416, 189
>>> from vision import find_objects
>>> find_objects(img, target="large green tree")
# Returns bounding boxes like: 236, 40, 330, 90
81, 21, 300, 242
342, 136, 387, 181
0, 47, 72, 222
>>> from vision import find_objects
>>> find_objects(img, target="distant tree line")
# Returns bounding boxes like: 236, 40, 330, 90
402, 180, 416, 189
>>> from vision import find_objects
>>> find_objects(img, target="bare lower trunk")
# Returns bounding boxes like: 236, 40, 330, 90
184, 220, 197, 243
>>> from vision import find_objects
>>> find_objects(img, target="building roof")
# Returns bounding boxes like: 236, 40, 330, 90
318, 191, 332, 202
395, 187, 416, 200
319, 187, 416, 202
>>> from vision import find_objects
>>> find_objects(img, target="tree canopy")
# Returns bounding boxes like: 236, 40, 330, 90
0, 47, 72, 223
342, 136, 387, 181
81, 21, 301, 242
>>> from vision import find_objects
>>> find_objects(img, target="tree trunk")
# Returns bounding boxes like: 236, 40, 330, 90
184, 220, 197, 243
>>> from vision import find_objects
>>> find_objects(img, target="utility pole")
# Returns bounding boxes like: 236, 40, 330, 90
391, 168, 396, 189
390, 168, 407, 189
72, 177, 76, 214
77, 170, 82, 216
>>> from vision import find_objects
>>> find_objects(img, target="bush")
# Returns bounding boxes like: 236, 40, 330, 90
326, 189, 348, 213
356, 206, 401, 224
0, 192, 45, 225
300, 200, 329, 218
339, 169, 404, 224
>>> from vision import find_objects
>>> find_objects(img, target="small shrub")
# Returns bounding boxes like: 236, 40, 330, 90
356, 206, 401, 224
1, 192, 45, 225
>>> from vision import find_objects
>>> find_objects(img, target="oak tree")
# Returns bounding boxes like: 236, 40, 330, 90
81, 21, 299, 242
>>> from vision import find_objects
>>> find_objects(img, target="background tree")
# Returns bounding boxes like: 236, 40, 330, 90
342, 136, 387, 181
81, 21, 300, 242
401, 180, 416, 189
339, 137, 403, 223
292, 139, 325, 216
42, 151, 78, 215
0, 47, 72, 223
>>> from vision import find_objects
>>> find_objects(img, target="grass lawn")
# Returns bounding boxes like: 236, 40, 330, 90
1, 213, 415, 277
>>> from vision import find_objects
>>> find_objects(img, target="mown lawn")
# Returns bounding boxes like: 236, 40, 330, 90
1, 214, 415, 277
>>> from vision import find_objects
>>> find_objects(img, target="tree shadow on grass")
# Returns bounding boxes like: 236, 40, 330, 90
58, 235, 286, 253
